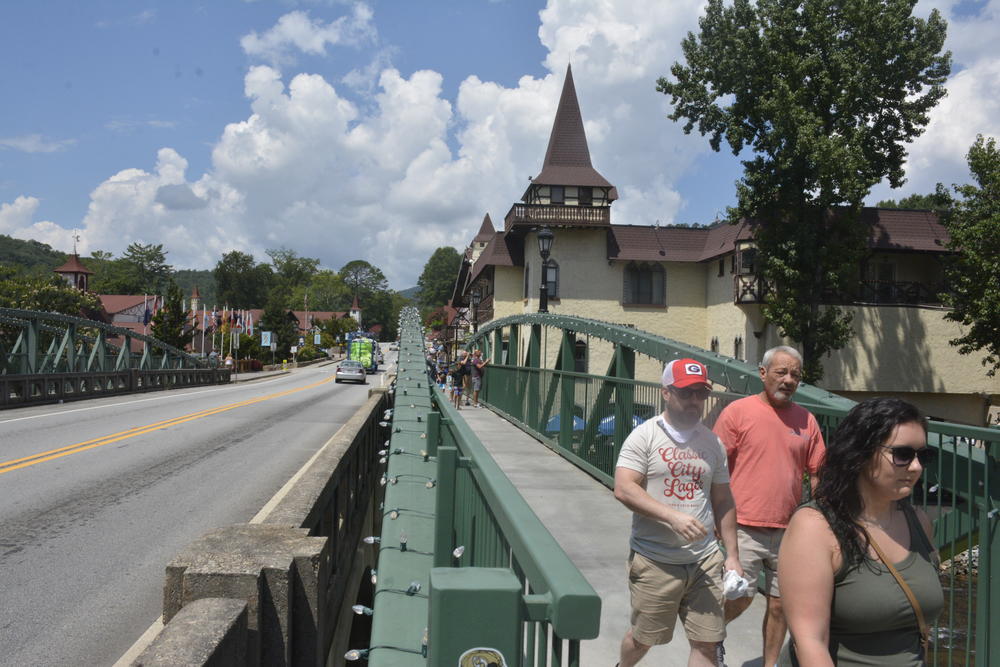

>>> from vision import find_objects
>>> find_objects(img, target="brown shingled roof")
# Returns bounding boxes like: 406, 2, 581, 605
607, 225, 712, 262
469, 232, 524, 284
473, 213, 495, 242
607, 208, 949, 264
529, 64, 615, 194
53, 254, 94, 275
864, 208, 949, 251
99, 294, 148, 314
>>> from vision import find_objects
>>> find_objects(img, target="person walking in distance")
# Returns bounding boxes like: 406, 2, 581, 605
712, 346, 826, 666
615, 359, 742, 667
470, 349, 489, 407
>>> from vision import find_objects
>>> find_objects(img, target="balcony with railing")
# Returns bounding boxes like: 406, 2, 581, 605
504, 203, 610, 231
733, 275, 947, 307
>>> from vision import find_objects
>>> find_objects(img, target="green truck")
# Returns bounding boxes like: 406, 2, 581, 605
346, 335, 378, 374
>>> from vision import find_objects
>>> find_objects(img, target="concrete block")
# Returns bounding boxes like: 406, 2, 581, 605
164, 524, 327, 667
132, 598, 247, 667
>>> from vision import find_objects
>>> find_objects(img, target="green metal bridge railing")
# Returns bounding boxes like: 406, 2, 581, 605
360, 309, 600, 666
1, 307, 225, 407
1, 307, 207, 374
467, 313, 998, 667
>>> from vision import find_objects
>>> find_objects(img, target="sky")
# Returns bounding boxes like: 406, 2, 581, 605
1, 1, 998, 290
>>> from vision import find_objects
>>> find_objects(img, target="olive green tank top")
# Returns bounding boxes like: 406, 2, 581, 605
782, 501, 943, 666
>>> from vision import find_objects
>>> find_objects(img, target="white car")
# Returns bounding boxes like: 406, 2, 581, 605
335, 360, 367, 384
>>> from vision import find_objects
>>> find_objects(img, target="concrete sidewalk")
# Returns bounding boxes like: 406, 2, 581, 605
457, 403, 768, 667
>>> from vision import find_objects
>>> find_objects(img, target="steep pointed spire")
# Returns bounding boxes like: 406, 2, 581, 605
473, 213, 495, 242
530, 64, 615, 193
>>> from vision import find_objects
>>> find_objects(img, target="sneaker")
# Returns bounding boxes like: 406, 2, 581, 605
715, 642, 727, 667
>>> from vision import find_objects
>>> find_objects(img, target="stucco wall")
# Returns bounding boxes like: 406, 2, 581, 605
821, 305, 1000, 396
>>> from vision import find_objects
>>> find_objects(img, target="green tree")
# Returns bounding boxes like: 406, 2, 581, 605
258, 292, 298, 359
0, 267, 103, 314
214, 251, 273, 308
91, 242, 173, 294
151, 282, 194, 350
267, 248, 319, 292
288, 270, 351, 313
877, 186, 954, 214
173, 268, 217, 308
416, 246, 462, 310
942, 135, 1000, 375
657, 0, 950, 381
339, 260, 388, 298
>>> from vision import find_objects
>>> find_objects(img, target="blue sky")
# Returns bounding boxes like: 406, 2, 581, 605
2, 1, 998, 289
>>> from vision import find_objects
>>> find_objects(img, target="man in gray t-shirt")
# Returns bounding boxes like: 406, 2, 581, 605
614, 358, 742, 667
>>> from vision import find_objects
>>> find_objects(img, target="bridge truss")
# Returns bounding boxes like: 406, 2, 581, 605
0, 307, 227, 407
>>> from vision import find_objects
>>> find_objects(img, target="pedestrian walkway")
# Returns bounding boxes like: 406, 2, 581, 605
458, 403, 769, 667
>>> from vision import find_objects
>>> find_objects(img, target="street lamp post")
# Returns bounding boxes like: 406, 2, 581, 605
471, 289, 481, 333
536, 226, 554, 313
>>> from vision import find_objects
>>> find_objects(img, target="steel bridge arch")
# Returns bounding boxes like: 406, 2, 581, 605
466, 312, 853, 409
1, 307, 207, 374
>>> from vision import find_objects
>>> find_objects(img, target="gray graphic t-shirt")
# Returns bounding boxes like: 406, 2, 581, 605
616, 417, 729, 564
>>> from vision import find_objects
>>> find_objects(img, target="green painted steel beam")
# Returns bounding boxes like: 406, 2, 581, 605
468, 312, 854, 411
0, 307, 205, 372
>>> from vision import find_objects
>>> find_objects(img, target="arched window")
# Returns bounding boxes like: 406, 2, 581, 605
523, 263, 530, 299
623, 262, 665, 305
545, 259, 559, 299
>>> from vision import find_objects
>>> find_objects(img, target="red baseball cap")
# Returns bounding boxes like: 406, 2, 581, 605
662, 358, 711, 388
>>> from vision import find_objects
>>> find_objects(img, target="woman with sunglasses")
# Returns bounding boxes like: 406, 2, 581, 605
777, 397, 943, 666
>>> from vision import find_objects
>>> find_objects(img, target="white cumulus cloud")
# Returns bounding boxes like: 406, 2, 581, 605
8, 0, 998, 290
240, 5, 376, 66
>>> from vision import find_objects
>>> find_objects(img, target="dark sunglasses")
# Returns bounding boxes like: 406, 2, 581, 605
669, 386, 712, 400
882, 445, 936, 467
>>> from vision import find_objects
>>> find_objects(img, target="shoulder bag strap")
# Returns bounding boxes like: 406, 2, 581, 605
861, 526, 930, 654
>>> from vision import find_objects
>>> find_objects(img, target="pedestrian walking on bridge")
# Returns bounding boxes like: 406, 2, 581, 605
615, 359, 742, 667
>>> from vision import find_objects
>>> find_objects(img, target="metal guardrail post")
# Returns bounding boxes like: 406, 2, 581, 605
428, 567, 522, 665
434, 445, 457, 568
975, 454, 998, 665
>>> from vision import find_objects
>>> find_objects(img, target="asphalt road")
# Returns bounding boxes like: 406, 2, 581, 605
0, 361, 390, 666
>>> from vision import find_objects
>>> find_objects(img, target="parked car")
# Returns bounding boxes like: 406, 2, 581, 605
335, 360, 367, 384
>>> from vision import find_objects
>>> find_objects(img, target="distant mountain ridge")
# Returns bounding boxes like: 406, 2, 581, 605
397, 286, 420, 300
0, 234, 66, 276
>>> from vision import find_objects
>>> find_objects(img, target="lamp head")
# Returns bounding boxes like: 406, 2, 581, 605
537, 225, 554, 259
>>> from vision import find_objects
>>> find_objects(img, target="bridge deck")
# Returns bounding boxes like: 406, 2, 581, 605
459, 403, 769, 667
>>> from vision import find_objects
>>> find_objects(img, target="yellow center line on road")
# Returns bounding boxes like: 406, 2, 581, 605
0, 376, 336, 476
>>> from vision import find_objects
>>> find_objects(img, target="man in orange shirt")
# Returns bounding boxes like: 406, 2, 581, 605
711, 346, 825, 667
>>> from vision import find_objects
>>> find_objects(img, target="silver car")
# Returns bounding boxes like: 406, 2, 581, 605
335, 360, 367, 384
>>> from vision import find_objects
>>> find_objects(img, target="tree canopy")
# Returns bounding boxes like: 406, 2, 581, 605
91, 242, 173, 295
877, 187, 953, 214
151, 282, 194, 350
339, 259, 389, 297
214, 251, 273, 308
657, 0, 950, 381
416, 246, 462, 310
942, 135, 1000, 375
0, 266, 103, 315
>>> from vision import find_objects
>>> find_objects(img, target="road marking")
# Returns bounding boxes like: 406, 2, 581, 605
0, 376, 335, 476
0, 374, 291, 425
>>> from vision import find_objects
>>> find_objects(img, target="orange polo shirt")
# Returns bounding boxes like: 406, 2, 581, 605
712, 394, 826, 528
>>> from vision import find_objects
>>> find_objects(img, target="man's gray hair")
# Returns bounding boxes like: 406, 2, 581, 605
760, 345, 803, 370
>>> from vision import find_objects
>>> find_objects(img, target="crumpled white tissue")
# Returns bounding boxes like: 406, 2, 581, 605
722, 569, 752, 599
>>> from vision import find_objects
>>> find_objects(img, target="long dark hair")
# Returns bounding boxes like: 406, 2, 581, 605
813, 397, 927, 567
